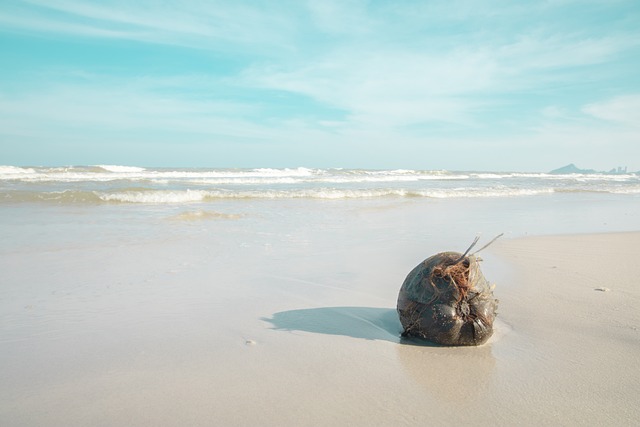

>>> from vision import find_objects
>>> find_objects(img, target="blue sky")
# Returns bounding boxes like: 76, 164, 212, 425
1, 0, 639, 171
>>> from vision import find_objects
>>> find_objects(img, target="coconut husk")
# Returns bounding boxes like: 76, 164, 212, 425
397, 238, 500, 346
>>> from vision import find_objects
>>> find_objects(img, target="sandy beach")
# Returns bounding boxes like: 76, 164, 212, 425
3, 0, 640, 424
1, 192, 638, 427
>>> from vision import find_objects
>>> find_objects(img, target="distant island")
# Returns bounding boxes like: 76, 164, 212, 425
549, 163, 635, 175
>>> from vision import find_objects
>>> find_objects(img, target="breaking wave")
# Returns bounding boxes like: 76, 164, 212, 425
1, 165, 638, 205
94, 165, 147, 173
1, 165, 638, 184
0, 187, 615, 204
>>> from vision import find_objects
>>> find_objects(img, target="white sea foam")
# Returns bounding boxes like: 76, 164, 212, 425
2, 166, 638, 204
7, 172, 148, 183
611, 187, 640, 194
251, 167, 316, 177
85, 187, 563, 203
0, 166, 37, 175
185, 177, 301, 185
98, 190, 208, 203
1, 168, 465, 184
471, 173, 509, 179
4, 166, 636, 186
418, 188, 555, 198
204, 189, 414, 199
95, 165, 147, 173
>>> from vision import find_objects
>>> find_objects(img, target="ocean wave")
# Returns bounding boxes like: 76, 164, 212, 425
418, 188, 555, 198
0, 166, 321, 182
98, 190, 209, 203
0, 166, 37, 175
1, 187, 559, 204
4, 184, 640, 204
1, 190, 103, 203
96, 189, 415, 202
2, 173, 153, 183
186, 177, 301, 185
611, 188, 640, 194
2, 166, 637, 186
251, 167, 316, 177
94, 165, 147, 173
2, 166, 638, 205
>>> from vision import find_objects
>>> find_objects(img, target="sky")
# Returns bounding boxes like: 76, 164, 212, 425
0, 0, 639, 171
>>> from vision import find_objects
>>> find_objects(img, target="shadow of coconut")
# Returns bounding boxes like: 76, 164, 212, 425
264, 306, 452, 346
262, 307, 403, 343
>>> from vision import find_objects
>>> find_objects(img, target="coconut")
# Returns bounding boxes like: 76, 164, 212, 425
397, 238, 500, 346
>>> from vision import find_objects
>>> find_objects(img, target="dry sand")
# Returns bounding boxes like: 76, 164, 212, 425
483, 232, 640, 425
1, 232, 639, 426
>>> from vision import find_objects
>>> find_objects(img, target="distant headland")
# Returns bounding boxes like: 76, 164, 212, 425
549, 163, 636, 175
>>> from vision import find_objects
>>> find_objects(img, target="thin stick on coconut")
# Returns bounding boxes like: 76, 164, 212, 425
472, 233, 504, 256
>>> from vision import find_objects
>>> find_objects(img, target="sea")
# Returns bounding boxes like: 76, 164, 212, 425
1, 164, 639, 247
2, 165, 639, 203
2, 163, 639, 267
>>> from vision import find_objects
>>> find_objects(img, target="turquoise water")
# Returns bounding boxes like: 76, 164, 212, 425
2, 165, 639, 251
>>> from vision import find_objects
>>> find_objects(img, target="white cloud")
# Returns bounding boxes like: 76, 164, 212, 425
240, 47, 500, 128
241, 28, 637, 129
0, 82, 255, 136
306, 0, 375, 36
2, 0, 298, 52
583, 95, 640, 127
